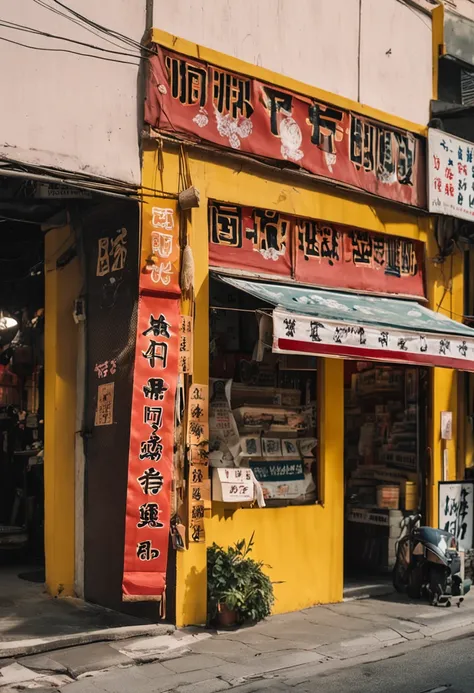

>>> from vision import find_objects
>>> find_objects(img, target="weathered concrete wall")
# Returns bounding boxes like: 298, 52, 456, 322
152, 0, 432, 125
0, 0, 145, 184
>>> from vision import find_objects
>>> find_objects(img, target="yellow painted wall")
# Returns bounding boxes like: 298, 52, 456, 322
208, 358, 344, 613
142, 137, 465, 625
44, 224, 80, 597
425, 250, 464, 526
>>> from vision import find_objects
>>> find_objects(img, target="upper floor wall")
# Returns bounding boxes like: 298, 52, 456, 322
0, 0, 146, 185
152, 0, 433, 126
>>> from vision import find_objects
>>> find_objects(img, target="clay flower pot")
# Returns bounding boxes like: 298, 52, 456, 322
217, 603, 238, 628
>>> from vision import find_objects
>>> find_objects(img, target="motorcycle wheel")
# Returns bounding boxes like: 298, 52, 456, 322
392, 560, 407, 593
429, 565, 447, 606
407, 565, 423, 599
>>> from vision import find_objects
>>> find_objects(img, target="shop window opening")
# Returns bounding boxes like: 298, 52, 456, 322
0, 211, 45, 584
343, 361, 429, 591
209, 276, 320, 508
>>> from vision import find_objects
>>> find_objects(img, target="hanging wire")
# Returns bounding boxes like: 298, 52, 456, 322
31, 0, 132, 52
0, 34, 140, 65
49, 0, 156, 56
0, 19, 142, 59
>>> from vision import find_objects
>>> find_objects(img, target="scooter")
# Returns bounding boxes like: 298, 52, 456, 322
392, 514, 471, 606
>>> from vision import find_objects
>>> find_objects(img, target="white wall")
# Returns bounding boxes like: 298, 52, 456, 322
153, 0, 433, 125
359, 0, 432, 124
0, 0, 145, 185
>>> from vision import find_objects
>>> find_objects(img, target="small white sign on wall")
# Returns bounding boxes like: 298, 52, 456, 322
441, 411, 453, 440
439, 481, 474, 550
428, 128, 474, 222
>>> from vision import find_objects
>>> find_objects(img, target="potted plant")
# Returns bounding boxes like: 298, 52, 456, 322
207, 532, 275, 627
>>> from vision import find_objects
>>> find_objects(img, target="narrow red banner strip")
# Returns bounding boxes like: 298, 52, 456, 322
122, 293, 180, 600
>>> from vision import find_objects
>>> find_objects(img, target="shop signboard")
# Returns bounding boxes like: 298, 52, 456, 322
273, 307, 474, 372
146, 46, 426, 209
218, 275, 474, 372
209, 202, 425, 298
439, 481, 474, 551
428, 128, 474, 221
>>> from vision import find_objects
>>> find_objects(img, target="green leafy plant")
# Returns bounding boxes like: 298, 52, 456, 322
207, 532, 275, 625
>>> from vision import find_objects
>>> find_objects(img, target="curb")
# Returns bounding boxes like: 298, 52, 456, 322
0, 624, 175, 659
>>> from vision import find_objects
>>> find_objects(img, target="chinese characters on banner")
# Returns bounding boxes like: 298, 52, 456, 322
146, 47, 425, 208
187, 384, 210, 543
209, 202, 425, 298
438, 482, 474, 550
122, 198, 181, 602
122, 296, 180, 600
273, 308, 474, 372
141, 200, 180, 293
179, 315, 193, 374
428, 128, 474, 222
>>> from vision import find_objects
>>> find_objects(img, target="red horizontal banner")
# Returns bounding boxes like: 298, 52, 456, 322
209, 202, 425, 298
146, 46, 426, 208
277, 338, 474, 372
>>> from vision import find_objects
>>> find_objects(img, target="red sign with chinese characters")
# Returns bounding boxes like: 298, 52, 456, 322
141, 199, 180, 294
122, 294, 180, 601
146, 46, 426, 208
123, 195, 181, 603
209, 202, 425, 298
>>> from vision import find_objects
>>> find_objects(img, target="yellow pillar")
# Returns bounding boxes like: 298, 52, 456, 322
318, 356, 344, 600
44, 225, 80, 597
176, 198, 209, 627
425, 235, 464, 526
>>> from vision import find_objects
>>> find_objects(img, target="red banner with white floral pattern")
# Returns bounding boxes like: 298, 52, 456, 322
146, 46, 426, 208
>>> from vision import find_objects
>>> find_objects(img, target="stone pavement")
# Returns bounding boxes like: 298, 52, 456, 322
0, 564, 172, 658
3, 593, 474, 693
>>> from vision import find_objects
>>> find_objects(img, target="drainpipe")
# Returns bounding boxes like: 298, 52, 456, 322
71, 212, 87, 599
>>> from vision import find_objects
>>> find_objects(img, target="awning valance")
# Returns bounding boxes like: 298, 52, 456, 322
217, 275, 474, 372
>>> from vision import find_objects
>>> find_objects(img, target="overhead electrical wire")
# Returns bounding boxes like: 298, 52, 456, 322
0, 19, 142, 60
0, 0, 159, 65
0, 34, 140, 65
48, 0, 156, 56
31, 0, 132, 53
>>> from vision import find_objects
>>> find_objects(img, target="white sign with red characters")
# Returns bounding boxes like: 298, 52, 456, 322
428, 128, 474, 222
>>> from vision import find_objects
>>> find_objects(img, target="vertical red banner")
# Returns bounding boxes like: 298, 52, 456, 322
122, 199, 181, 602
122, 294, 180, 599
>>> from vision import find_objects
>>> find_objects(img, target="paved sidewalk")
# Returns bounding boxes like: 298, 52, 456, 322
0, 565, 172, 658
2, 593, 474, 693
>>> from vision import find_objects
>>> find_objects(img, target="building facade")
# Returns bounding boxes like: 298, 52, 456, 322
3, 0, 474, 629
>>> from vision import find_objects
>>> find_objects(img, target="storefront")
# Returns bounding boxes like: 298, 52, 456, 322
131, 29, 474, 626
0, 168, 141, 622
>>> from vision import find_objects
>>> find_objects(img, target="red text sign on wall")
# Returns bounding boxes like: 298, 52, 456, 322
141, 199, 180, 293
146, 47, 426, 208
209, 202, 425, 298
123, 197, 181, 603
122, 295, 180, 601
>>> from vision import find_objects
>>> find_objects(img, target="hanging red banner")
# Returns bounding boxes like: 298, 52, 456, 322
122, 293, 180, 601
209, 201, 425, 298
141, 198, 180, 294
146, 46, 426, 209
